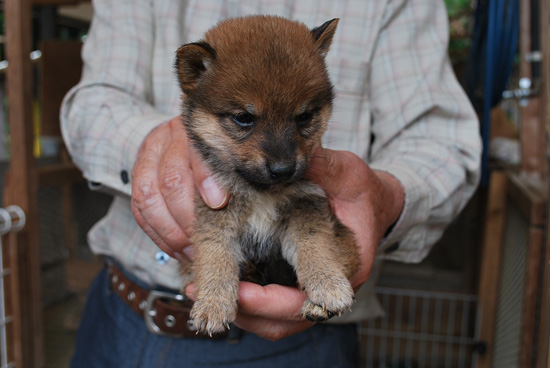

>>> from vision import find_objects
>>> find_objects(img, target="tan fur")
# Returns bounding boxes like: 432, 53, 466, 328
175, 16, 360, 336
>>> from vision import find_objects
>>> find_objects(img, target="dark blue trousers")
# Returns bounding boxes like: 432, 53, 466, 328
70, 263, 360, 368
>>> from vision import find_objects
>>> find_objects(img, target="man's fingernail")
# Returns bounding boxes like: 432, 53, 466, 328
185, 284, 195, 300
180, 247, 195, 260
173, 251, 187, 262
201, 176, 227, 209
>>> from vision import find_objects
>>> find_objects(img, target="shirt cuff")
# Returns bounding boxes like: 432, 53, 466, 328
101, 113, 174, 196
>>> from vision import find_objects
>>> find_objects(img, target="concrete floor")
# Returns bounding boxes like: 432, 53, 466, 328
43, 294, 82, 368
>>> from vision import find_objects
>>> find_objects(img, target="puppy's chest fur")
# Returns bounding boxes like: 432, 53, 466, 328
233, 182, 325, 263
241, 192, 282, 261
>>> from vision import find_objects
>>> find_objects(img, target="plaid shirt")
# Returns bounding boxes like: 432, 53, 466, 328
61, 0, 481, 320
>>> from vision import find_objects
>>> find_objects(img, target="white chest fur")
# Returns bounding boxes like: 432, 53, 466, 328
239, 182, 326, 260
246, 192, 280, 248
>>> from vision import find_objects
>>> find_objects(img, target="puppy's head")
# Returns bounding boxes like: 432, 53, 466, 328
176, 16, 338, 190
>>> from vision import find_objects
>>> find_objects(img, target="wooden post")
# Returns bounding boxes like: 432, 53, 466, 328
476, 172, 508, 368
519, 0, 547, 177
537, 0, 550, 366
541, 251, 550, 368
4, 0, 44, 366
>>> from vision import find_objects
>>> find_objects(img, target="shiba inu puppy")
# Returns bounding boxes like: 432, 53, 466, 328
175, 15, 360, 336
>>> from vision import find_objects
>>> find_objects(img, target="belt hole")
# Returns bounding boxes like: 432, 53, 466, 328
118, 282, 126, 291
186, 319, 197, 332
165, 315, 176, 328
128, 291, 135, 301
111, 275, 119, 284
139, 300, 148, 310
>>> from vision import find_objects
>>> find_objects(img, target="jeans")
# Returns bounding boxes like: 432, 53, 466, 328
70, 262, 360, 368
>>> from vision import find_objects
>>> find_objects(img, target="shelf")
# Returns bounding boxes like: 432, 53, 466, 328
37, 162, 83, 187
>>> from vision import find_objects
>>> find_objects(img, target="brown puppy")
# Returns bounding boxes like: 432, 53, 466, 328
175, 15, 360, 336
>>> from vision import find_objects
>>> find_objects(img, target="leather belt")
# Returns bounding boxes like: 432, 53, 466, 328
106, 260, 228, 339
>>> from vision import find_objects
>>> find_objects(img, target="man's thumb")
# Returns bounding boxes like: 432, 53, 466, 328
190, 149, 230, 209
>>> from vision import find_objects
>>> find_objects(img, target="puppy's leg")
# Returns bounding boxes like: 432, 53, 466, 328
180, 261, 194, 290
281, 197, 359, 322
188, 202, 243, 336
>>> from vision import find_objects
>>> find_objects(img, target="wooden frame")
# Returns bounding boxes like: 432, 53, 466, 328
508, 174, 547, 368
476, 172, 508, 368
540, 222, 550, 368
4, 0, 43, 367
476, 171, 547, 368
536, 1, 550, 366
3, 1, 88, 366
519, 0, 547, 176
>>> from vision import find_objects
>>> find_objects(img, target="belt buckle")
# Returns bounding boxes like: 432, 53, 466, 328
144, 290, 194, 337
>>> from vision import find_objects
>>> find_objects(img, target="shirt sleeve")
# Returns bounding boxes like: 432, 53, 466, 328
60, 0, 174, 196
368, 0, 482, 262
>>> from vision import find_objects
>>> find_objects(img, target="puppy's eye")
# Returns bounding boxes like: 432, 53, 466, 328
230, 113, 256, 128
296, 111, 314, 126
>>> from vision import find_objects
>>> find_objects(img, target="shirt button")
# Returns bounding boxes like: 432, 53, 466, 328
155, 251, 170, 265
120, 170, 129, 184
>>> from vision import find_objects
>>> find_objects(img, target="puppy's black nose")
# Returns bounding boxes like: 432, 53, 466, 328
267, 161, 296, 180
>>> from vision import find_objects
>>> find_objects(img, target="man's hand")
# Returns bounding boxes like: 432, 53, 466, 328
132, 122, 404, 340
186, 147, 404, 341
130, 116, 229, 260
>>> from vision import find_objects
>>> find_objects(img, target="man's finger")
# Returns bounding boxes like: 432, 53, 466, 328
131, 121, 192, 255
185, 281, 306, 321
157, 121, 197, 240
235, 282, 313, 341
236, 282, 306, 321
306, 147, 367, 200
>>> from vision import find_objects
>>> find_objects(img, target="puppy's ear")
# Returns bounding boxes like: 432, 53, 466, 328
175, 42, 216, 93
311, 18, 339, 58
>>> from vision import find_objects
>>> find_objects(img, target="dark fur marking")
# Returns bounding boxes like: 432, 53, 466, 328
311, 19, 337, 41
191, 42, 217, 59
240, 258, 297, 286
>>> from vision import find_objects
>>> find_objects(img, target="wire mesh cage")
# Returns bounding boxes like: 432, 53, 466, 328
360, 287, 479, 368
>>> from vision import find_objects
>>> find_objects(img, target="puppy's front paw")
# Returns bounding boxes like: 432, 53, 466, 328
301, 274, 355, 321
190, 297, 236, 336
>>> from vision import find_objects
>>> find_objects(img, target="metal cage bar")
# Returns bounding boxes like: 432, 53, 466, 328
360, 287, 479, 368
0, 206, 26, 368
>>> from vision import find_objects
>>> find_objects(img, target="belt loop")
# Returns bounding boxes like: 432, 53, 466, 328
106, 259, 114, 293
226, 324, 244, 344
